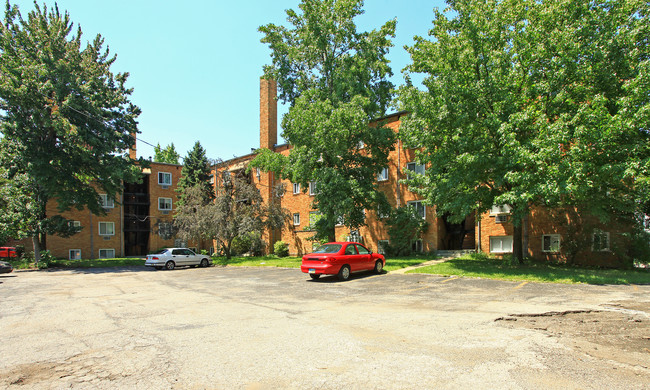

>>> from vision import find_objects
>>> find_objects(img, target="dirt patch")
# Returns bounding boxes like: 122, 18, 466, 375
496, 301, 650, 368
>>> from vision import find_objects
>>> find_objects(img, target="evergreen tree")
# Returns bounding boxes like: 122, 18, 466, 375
177, 141, 214, 205
153, 143, 181, 164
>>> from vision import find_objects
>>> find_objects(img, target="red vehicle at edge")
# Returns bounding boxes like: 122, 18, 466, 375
301, 242, 385, 281
0, 247, 17, 259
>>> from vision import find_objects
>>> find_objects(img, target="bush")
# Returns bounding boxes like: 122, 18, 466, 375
274, 241, 289, 257
23, 250, 55, 268
231, 232, 265, 256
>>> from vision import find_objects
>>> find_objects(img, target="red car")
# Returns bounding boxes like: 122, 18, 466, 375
301, 242, 385, 281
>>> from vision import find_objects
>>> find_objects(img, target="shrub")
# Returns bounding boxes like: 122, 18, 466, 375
274, 241, 289, 257
231, 232, 265, 256
386, 207, 429, 256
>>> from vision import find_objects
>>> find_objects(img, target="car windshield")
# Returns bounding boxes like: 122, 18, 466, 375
312, 244, 342, 254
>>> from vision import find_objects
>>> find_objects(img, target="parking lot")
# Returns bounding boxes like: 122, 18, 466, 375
1, 266, 648, 389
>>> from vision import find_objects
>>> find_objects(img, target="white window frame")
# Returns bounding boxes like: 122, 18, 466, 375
378, 240, 389, 255
293, 213, 301, 226
158, 197, 172, 211
100, 194, 114, 209
377, 167, 388, 182
407, 201, 426, 219
542, 234, 561, 253
158, 172, 172, 186
158, 222, 174, 239
98, 222, 115, 236
495, 214, 508, 224
69, 249, 81, 260
293, 182, 300, 194
98, 248, 115, 259
406, 162, 425, 179
490, 236, 513, 253
592, 231, 610, 252
69, 220, 81, 228
490, 204, 512, 215
309, 181, 317, 196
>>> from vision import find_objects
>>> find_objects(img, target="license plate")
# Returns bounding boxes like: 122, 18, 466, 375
309, 268, 316, 274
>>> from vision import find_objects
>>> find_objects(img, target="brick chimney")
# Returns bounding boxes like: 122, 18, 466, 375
260, 78, 277, 150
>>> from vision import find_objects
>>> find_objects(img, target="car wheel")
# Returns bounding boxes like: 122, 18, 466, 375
374, 260, 383, 274
337, 265, 351, 281
200, 259, 209, 268
165, 261, 175, 270
309, 274, 321, 280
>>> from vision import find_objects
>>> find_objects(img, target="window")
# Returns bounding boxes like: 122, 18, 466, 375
345, 245, 357, 255
356, 244, 370, 255
593, 231, 610, 251
99, 249, 115, 259
158, 197, 172, 211
336, 215, 344, 226
378, 240, 389, 255
407, 201, 426, 219
406, 162, 425, 179
293, 182, 300, 194
495, 215, 508, 224
293, 213, 301, 226
99, 222, 115, 236
69, 221, 81, 228
490, 204, 512, 215
377, 167, 388, 182
158, 222, 174, 239
412, 239, 423, 253
309, 211, 322, 230
174, 238, 187, 248
309, 181, 317, 196
490, 236, 513, 253
69, 249, 81, 260
358, 140, 365, 149
158, 172, 172, 186
542, 234, 561, 253
99, 194, 114, 209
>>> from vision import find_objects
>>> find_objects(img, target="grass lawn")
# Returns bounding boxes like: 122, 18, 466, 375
214, 256, 303, 268
384, 257, 437, 272
407, 253, 650, 285
6, 258, 145, 269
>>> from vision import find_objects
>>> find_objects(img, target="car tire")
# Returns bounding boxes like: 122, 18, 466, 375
165, 261, 175, 270
309, 274, 321, 280
374, 260, 383, 274
200, 259, 209, 268
337, 265, 351, 281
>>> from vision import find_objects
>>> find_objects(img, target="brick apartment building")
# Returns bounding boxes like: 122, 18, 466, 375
16, 78, 632, 266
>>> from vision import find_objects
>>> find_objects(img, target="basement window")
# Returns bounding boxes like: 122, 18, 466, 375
542, 234, 561, 253
490, 236, 513, 253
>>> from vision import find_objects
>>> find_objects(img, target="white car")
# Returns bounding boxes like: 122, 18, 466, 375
145, 248, 211, 270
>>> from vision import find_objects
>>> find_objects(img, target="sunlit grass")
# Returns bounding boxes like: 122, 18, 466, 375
214, 256, 303, 268
407, 253, 650, 285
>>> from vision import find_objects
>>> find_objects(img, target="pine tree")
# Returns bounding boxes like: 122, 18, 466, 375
177, 141, 214, 205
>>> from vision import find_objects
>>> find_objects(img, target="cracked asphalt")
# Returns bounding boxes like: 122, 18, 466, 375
1, 266, 648, 389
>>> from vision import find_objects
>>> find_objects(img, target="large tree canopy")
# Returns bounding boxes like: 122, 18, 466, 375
154, 142, 180, 164
398, 0, 650, 263
251, 0, 397, 241
0, 2, 142, 260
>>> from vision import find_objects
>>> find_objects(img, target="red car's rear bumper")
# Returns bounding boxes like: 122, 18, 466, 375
301, 261, 340, 275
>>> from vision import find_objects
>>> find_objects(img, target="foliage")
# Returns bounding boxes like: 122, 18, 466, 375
177, 141, 213, 205
251, 0, 397, 241
0, 2, 142, 262
385, 206, 429, 256
273, 240, 289, 257
398, 0, 650, 264
154, 143, 181, 164
407, 253, 650, 285
174, 174, 289, 259
231, 231, 265, 256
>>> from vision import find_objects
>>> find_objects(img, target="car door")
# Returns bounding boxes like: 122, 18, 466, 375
186, 249, 200, 266
344, 243, 361, 271
355, 244, 373, 270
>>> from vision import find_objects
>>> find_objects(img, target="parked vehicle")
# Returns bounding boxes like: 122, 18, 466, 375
0, 261, 13, 274
145, 248, 211, 270
0, 247, 17, 259
301, 242, 385, 281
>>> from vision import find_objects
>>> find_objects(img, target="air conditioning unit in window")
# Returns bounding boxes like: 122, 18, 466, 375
161, 210, 170, 215
103, 236, 111, 241
161, 185, 169, 189
496, 215, 508, 224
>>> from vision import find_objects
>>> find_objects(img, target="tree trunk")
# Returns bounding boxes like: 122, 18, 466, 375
32, 235, 41, 264
512, 221, 524, 264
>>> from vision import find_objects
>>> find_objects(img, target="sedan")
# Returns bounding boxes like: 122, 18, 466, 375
0, 260, 13, 274
301, 242, 385, 281
145, 248, 211, 270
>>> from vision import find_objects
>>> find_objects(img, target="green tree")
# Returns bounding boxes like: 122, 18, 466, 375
398, 0, 650, 264
153, 142, 180, 164
174, 173, 289, 260
177, 141, 213, 205
0, 2, 142, 262
385, 206, 429, 256
251, 0, 397, 242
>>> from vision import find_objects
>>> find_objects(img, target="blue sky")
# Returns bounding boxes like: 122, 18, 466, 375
10, 0, 448, 162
